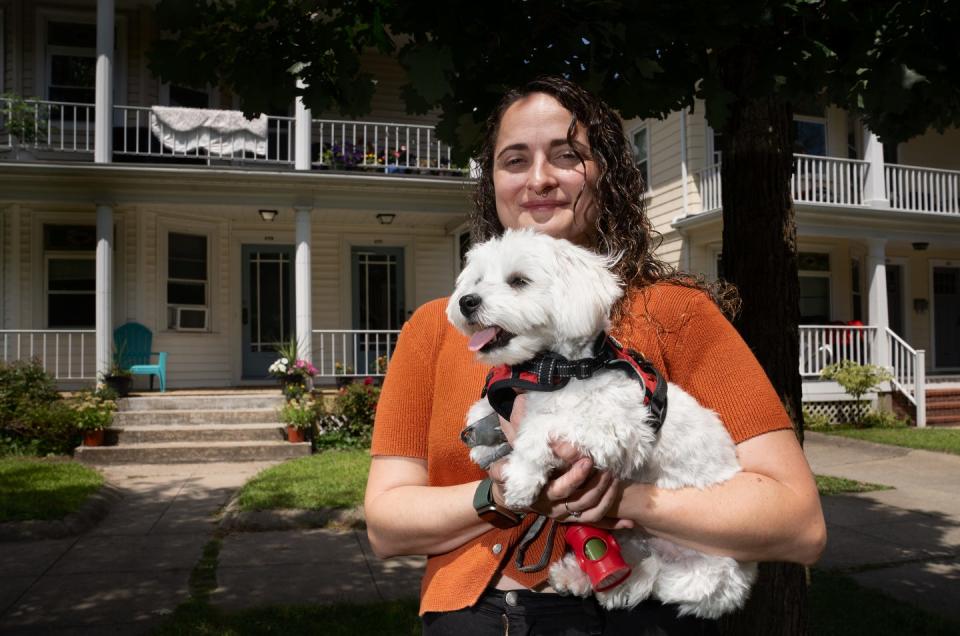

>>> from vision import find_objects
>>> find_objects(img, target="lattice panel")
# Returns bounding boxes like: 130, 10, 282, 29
804, 401, 862, 423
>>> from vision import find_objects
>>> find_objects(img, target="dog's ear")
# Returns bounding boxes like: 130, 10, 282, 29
550, 240, 623, 339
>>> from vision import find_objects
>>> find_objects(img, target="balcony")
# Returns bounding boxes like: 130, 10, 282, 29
0, 98, 469, 178
693, 155, 960, 216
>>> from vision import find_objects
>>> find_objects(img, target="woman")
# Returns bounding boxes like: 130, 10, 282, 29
364, 77, 826, 635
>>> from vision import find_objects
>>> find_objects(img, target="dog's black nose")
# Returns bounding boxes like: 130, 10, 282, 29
459, 294, 482, 317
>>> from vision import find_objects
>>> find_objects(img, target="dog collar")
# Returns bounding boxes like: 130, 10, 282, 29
480, 333, 669, 432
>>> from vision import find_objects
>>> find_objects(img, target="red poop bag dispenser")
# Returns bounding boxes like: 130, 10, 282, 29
564, 524, 632, 592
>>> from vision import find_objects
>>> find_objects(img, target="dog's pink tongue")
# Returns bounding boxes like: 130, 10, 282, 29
468, 327, 499, 352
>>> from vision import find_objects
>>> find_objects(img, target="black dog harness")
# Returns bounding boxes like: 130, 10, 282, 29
461, 332, 669, 573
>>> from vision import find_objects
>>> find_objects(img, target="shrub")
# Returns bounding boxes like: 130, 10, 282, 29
821, 360, 893, 427
861, 409, 910, 429
317, 380, 380, 448
0, 360, 60, 427
4, 401, 80, 456
803, 408, 834, 430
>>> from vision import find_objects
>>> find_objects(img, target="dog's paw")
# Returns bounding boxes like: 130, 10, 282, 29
549, 554, 594, 597
596, 553, 659, 610
500, 462, 544, 509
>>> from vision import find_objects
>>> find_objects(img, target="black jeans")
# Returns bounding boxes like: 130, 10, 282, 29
422, 588, 720, 636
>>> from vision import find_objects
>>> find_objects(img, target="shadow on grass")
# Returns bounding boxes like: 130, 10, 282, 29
153, 599, 420, 636
0, 458, 103, 521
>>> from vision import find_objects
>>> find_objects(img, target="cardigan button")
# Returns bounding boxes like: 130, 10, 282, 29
492, 543, 503, 555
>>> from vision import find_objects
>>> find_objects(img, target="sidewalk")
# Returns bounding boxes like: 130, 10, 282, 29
2, 433, 958, 633
804, 431, 960, 621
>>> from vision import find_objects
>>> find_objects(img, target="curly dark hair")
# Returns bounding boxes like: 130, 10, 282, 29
471, 76, 737, 319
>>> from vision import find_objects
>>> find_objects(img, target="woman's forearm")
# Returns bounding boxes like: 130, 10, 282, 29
616, 470, 826, 565
365, 479, 493, 558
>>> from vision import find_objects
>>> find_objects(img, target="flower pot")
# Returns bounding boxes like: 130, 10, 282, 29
104, 374, 132, 397
83, 430, 105, 447
280, 378, 307, 400
286, 426, 307, 444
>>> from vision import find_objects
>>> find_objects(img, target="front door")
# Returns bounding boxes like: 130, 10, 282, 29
933, 266, 960, 368
350, 246, 405, 374
242, 245, 295, 379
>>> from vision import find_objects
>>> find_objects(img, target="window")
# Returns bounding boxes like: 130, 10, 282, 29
631, 126, 650, 186
793, 117, 827, 156
44, 225, 96, 327
709, 129, 722, 165
167, 232, 208, 330
458, 231, 472, 272
799, 251, 831, 324
47, 21, 96, 103
169, 85, 210, 109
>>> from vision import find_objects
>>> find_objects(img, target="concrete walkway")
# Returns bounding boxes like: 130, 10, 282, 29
805, 431, 960, 621
2, 433, 959, 633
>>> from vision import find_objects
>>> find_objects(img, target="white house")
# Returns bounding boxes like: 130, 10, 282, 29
1, 0, 958, 425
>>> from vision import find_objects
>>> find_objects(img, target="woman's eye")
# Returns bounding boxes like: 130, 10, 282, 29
508, 275, 528, 289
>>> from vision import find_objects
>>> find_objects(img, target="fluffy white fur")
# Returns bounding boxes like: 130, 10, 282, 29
446, 228, 757, 619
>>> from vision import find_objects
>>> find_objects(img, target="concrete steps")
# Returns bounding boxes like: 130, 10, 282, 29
76, 392, 310, 465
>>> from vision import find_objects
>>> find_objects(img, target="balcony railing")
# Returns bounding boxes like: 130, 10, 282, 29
2, 98, 468, 177
311, 118, 466, 175
0, 98, 95, 153
886, 163, 960, 215
792, 155, 869, 206
311, 329, 401, 378
0, 330, 97, 381
693, 163, 722, 212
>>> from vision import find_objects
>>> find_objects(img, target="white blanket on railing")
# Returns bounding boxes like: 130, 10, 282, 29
149, 106, 268, 156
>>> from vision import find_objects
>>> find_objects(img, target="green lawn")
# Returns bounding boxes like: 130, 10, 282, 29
815, 474, 891, 496
235, 450, 371, 511
820, 427, 960, 456
0, 457, 104, 522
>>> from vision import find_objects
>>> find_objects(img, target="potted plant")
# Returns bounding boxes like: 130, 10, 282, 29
72, 387, 117, 447
268, 339, 318, 399
334, 361, 355, 388
1, 93, 47, 160
278, 396, 315, 443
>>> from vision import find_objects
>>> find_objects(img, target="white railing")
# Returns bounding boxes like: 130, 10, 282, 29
311, 119, 467, 175
885, 163, 960, 215
798, 325, 877, 377
0, 98, 96, 153
114, 105, 295, 165
0, 330, 97, 380
792, 155, 869, 206
311, 329, 401, 378
694, 163, 722, 212
887, 328, 927, 427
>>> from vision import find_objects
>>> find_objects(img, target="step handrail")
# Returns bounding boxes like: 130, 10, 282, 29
886, 327, 926, 427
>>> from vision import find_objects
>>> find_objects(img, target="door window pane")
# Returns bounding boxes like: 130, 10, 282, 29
47, 258, 95, 327
799, 276, 830, 323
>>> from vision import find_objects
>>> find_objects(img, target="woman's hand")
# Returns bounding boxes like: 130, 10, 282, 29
487, 394, 634, 528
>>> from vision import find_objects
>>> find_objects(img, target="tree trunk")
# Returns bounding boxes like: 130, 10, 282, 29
717, 49, 808, 636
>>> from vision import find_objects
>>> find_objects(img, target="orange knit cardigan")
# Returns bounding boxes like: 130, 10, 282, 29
370, 283, 793, 615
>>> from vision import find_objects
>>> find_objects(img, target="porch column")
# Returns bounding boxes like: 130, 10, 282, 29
94, 0, 114, 164
294, 207, 313, 365
866, 237, 890, 370
294, 79, 312, 171
95, 204, 113, 381
862, 125, 888, 207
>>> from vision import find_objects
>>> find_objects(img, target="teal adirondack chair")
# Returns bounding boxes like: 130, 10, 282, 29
114, 322, 168, 392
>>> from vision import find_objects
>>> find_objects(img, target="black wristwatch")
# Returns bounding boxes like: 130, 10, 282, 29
473, 478, 523, 529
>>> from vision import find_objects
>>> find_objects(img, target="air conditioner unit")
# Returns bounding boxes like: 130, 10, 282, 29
174, 306, 208, 331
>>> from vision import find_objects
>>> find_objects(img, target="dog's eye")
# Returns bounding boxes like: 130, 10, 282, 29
508, 274, 529, 289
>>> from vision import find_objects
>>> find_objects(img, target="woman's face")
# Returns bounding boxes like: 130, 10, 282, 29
492, 93, 599, 246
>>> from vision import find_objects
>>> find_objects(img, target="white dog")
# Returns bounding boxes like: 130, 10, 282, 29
446, 228, 756, 619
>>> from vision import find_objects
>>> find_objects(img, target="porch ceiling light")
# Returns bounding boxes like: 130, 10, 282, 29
912, 241, 929, 251
258, 209, 278, 222
377, 213, 396, 225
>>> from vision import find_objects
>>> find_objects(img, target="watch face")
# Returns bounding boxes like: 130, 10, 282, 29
478, 504, 522, 529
